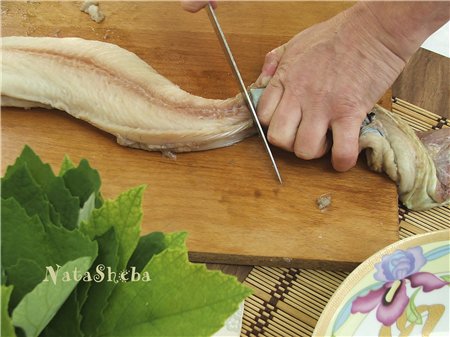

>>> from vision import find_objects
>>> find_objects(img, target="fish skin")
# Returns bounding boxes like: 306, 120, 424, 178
417, 128, 450, 203
359, 106, 449, 210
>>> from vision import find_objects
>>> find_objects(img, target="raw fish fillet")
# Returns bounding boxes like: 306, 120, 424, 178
1, 36, 254, 152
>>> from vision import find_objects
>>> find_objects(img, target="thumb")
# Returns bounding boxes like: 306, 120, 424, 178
255, 44, 286, 87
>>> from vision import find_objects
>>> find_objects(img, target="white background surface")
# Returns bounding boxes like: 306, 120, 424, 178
421, 21, 449, 58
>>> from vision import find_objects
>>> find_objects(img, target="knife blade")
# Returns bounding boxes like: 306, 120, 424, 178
206, 3, 282, 184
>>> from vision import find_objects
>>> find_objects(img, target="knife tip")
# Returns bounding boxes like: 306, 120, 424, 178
275, 171, 283, 184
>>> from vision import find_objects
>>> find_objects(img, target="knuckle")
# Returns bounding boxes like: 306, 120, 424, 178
264, 45, 285, 62
294, 147, 315, 160
267, 130, 293, 151
258, 113, 271, 126
333, 151, 358, 170
268, 77, 283, 90
332, 97, 365, 117
264, 50, 276, 63
294, 134, 329, 160
268, 69, 287, 90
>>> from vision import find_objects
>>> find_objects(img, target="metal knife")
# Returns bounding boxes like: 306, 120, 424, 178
206, 3, 282, 184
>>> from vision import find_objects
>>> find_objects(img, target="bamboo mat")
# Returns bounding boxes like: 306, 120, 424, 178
240, 98, 450, 337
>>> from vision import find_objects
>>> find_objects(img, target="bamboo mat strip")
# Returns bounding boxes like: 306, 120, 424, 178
240, 98, 450, 337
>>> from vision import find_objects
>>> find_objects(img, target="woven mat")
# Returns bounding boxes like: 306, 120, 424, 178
240, 98, 450, 337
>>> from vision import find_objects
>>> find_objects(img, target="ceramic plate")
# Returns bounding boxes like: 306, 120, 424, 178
313, 230, 450, 337
213, 301, 245, 337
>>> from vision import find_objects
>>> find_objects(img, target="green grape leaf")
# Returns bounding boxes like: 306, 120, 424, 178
12, 257, 93, 337
98, 247, 251, 336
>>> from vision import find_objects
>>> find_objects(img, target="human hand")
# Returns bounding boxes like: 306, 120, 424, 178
181, 0, 217, 13
255, 4, 407, 172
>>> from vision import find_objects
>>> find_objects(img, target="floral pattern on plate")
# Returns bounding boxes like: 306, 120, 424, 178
313, 230, 450, 337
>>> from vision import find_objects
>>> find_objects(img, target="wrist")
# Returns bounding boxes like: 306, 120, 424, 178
350, 1, 449, 62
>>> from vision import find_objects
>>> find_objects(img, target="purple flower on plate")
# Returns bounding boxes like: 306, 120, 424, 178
351, 246, 449, 326
375, 246, 426, 281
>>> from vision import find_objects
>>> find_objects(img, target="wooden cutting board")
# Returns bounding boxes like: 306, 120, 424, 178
1, 1, 398, 270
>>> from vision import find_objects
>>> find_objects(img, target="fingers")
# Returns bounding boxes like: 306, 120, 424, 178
260, 86, 360, 171
330, 117, 362, 171
266, 91, 302, 151
294, 112, 330, 160
181, 0, 216, 13
259, 73, 361, 171
256, 75, 284, 125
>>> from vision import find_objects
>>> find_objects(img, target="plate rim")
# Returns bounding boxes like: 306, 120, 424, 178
313, 229, 450, 336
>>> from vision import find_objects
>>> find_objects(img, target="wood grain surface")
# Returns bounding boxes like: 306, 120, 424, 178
393, 48, 449, 118
1, 1, 399, 270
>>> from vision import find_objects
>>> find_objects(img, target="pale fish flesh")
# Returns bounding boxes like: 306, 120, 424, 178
1, 36, 255, 152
